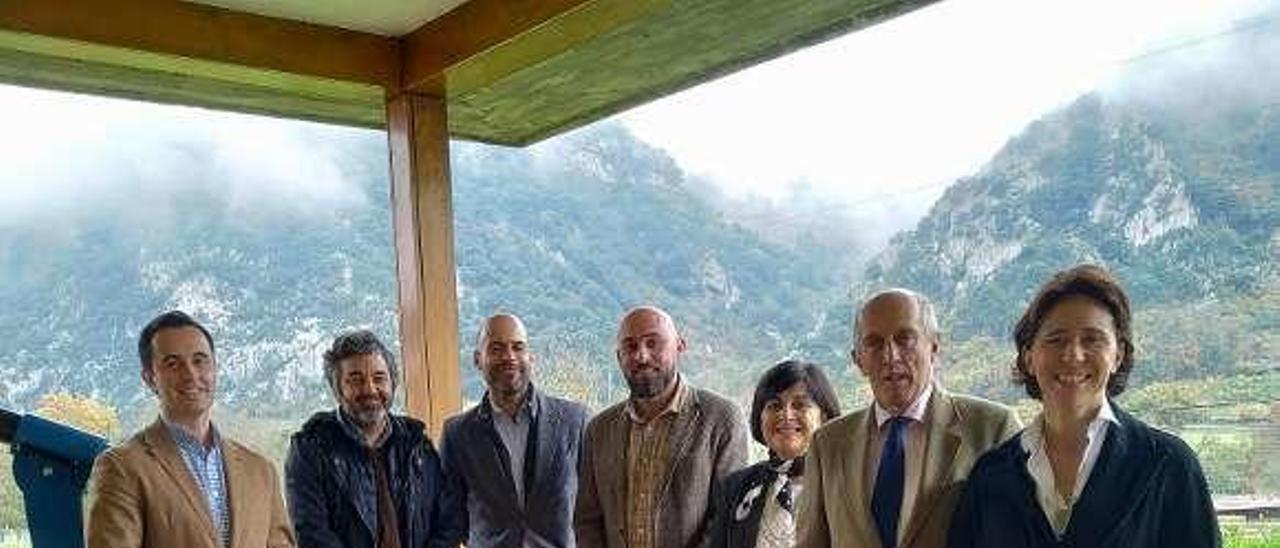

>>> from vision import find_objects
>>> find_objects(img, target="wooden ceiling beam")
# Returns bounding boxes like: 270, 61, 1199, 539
399, 0, 596, 94
0, 0, 400, 89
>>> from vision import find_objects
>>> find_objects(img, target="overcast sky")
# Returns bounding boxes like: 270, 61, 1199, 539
0, 84, 373, 229
621, 0, 1276, 212
0, 0, 1274, 236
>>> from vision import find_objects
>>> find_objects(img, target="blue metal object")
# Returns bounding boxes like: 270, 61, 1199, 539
1, 407, 108, 548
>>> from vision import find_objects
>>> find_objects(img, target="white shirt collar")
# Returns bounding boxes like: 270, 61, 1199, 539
1021, 398, 1120, 454
872, 381, 934, 428
1020, 398, 1120, 537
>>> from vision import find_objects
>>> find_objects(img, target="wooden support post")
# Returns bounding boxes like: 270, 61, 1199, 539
386, 92, 461, 438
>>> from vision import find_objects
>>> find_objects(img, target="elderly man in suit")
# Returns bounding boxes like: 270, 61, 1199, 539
574, 306, 749, 548
441, 313, 590, 548
87, 310, 295, 548
796, 289, 1020, 548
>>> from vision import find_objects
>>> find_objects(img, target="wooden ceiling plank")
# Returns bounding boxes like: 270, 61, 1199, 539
0, 45, 385, 127
438, 0, 668, 98
0, 0, 400, 89
400, 0, 596, 93
446, 0, 938, 145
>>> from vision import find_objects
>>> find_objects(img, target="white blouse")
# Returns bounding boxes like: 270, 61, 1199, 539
753, 473, 802, 548
1020, 401, 1120, 537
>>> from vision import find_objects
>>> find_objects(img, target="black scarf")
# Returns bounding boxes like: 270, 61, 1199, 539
767, 455, 805, 513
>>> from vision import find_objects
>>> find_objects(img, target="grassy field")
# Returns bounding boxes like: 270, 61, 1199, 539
0, 531, 28, 548
1224, 519, 1280, 548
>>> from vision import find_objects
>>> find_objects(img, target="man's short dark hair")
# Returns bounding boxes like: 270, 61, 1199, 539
138, 310, 215, 370
749, 360, 843, 447
324, 330, 399, 397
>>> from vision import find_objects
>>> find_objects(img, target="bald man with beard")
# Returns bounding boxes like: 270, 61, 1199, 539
574, 306, 749, 548
441, 314, 590, 548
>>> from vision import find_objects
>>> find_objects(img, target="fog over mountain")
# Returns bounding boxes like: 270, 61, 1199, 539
867, 7, 1280, 331
0, 4, 1277, 431
0, 111, 854, 421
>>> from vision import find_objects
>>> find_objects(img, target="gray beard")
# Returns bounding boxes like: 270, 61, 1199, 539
345, 405, 387, 429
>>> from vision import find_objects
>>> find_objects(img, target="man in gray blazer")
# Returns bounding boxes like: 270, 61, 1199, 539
574, 306, 749, 548
796, 289, 1021, 548
441, 314, 590, 548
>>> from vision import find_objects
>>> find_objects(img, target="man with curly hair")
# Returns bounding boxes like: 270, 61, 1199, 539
285, 329, 463, 548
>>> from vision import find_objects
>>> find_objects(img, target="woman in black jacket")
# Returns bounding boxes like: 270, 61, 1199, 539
709, 359, 841, 548
947, 264, 1220, 548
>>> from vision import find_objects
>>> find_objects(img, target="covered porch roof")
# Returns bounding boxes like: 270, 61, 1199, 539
0, 0, 933, 144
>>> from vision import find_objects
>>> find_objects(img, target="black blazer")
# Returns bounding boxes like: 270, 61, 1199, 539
440, 387, 589, 548
947, 403, 1221, 548
709, 459, 800, 548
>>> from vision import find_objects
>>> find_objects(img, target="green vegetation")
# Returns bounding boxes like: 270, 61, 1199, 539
0, 449, 23, 538
1223, 520, 1280, 548
0, 530, 30, 548
1125, 372, 1280, 429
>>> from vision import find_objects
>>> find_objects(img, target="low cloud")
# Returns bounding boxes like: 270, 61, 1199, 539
0, 85, 378, 234
1101, 0, 1280, 117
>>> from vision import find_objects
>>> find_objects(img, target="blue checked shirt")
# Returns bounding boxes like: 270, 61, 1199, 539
165, 421, 231, 548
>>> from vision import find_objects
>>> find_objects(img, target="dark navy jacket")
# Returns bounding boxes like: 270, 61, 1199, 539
947, 404, 1220, 548
440, 387, 589, 548
286, 411, 464, 548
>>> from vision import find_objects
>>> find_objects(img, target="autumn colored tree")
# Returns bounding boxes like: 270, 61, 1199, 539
33, 392, 120, 440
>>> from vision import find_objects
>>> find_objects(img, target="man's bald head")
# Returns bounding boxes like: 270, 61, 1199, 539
616, 306, 685, 400
851, 288, 941, 413
617, 306, 680, 342
475, 313, 528, 349
474, 313, 534, 399
852, 288, 939, 352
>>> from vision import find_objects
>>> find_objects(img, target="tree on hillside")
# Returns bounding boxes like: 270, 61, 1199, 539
34, 392, 120, 440
0, 392, 117, 534
0, 450, 24, 533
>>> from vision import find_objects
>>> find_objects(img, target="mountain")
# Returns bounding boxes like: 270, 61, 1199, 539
2, 8, 1279, 429
864, 92, 1279, 395
0, 127, 399, 422
1, 89, 1276, 423
451, 126, 855, 405
0, 122, 853, 424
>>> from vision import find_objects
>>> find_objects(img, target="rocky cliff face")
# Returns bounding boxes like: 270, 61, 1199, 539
866, 94, 1277, 337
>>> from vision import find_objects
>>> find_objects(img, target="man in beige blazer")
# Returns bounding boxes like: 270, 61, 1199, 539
87, 310, 295, 548
574, 306, 749, 548
797, 290, 1020, 548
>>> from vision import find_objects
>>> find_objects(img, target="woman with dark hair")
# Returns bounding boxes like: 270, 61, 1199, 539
709, 360, 842, 548
947, 264, 1220, 548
